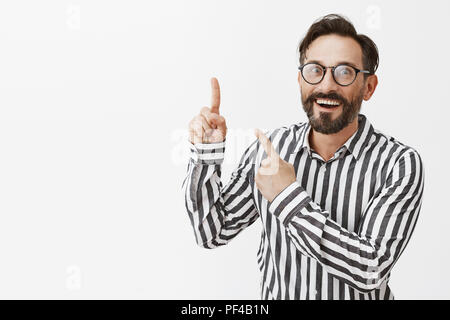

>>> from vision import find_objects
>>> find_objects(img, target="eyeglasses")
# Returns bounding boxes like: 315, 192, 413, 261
298, 62, 371, 86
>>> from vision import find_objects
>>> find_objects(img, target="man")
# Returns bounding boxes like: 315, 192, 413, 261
182, 14, 424, 300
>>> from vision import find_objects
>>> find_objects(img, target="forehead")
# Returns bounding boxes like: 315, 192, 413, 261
305, 34, 363, 67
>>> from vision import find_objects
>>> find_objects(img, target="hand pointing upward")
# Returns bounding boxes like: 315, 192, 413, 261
254, 128, 297, 202
188, 77, 228, 144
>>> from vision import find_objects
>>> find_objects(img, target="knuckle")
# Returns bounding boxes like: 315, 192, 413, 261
200, 114, 211, 125
200, 106, 210, 113
202, 109, 212, 118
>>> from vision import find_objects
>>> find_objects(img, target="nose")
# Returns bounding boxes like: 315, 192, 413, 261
317, 67, 339, 91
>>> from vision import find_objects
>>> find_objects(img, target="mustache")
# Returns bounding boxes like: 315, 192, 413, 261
305, 92, 349, 105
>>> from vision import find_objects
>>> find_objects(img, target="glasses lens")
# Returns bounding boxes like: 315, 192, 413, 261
302, 63, 323, 84
334, 65, 356, 86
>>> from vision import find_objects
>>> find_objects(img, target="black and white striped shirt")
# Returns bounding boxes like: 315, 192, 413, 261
182, 113, 424, 300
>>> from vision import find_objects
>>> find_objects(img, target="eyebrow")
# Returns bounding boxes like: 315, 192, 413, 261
305, 59, 361, 69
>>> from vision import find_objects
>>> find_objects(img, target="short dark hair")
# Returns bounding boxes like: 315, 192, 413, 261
298, 14, 379, 76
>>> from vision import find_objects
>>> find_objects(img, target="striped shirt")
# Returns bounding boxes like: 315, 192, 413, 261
182, 113, 424, 300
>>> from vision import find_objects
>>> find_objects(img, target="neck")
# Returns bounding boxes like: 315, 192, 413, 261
309, 116, 359, 162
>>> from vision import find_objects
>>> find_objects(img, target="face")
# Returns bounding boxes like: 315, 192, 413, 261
299, 34, 377, 134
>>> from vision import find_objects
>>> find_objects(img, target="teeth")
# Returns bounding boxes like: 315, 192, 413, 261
316, 99, 340, 106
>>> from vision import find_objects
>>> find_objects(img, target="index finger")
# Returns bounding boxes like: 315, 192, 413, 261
210, 77, 221, 114
254, 128, 279, 159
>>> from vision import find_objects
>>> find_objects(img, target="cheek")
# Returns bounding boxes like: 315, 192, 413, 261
339, 88, 356, 103
348, 81, 366, 101
300, 90, 307, 102
300, 84, 312, 102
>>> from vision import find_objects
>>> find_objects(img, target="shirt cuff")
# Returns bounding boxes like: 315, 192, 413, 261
267, 180, 312, 226
189, 139, 226, 165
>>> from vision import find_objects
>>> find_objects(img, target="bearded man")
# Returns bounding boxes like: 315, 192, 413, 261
183, 13, 424, 300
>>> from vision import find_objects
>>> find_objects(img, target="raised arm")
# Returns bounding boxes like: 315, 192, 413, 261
182, 78, 260, 248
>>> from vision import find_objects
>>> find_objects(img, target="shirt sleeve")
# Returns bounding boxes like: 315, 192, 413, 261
182, 138, 260, 249
267, 149, 424, 292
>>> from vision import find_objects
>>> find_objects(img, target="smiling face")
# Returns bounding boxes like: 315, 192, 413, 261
299, 34, 377, 134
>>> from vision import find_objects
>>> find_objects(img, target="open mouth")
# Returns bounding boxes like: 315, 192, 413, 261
315, 98, 341, 110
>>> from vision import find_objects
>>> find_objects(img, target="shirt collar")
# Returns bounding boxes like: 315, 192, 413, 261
289, 113, 374, 161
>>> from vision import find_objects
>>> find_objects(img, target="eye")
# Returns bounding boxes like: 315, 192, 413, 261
336, 66, 354, 77
338, 67, 351, 74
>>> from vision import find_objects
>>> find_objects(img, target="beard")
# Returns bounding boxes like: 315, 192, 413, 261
301, 89, 364, 134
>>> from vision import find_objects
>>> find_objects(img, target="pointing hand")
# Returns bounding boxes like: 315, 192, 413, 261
254, 128, 297, 202
189, 77, 227, 144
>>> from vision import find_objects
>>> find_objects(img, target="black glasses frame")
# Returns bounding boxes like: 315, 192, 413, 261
298, 62, 371, 86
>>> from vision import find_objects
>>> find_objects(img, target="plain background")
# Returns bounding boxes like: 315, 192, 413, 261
0, 0, 448, 299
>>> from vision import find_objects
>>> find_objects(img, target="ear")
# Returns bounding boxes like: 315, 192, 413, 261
298, 71, 302, 84
363, 74, 378, 101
